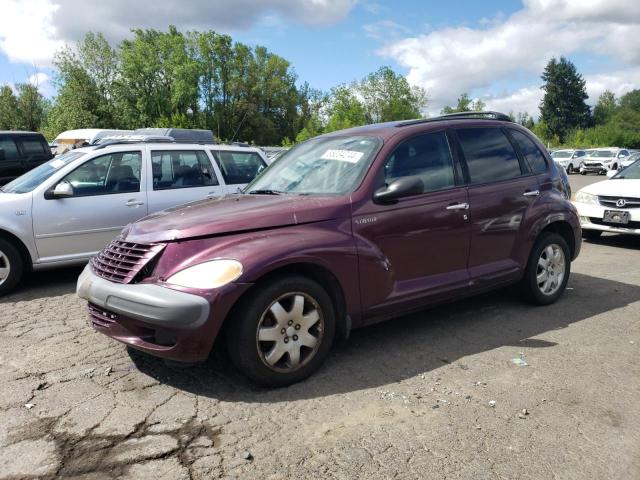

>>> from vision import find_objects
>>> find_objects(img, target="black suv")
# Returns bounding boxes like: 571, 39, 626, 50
0, 132, 53, 185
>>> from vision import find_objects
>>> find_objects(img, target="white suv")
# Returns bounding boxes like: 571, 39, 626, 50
0, 136, 268, 294
580, 148, 629, 175
550, 149, 586, 174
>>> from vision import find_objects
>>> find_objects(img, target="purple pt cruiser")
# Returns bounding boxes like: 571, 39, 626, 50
77, 112, 581, 386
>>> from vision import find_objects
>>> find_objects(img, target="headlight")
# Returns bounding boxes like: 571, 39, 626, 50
575, 191, 598, 205
166, 259, 243, 289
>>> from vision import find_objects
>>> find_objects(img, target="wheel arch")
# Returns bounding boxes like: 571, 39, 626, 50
540, 220, 576, 259
224, 261, 351, 341
0, 228, 33, 271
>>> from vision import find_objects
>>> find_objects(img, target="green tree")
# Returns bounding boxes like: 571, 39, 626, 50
0, 85, 19, 129
358, 66, 427, 123
593, 90, 616, 125
15, 83, 47, 131
539, 57, 590, 143
325, 85, 367, 132
516, 112, 535, 129
441, 93, 473, 114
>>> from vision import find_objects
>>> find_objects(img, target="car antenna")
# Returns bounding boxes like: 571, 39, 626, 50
231, 110, 248, 143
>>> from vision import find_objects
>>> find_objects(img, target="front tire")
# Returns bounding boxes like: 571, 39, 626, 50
0, 238, 24, 296
226, 275, 336, 387
521, 233, 571, 305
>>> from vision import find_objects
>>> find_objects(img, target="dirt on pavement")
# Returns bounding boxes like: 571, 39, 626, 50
1, 234, 639, 479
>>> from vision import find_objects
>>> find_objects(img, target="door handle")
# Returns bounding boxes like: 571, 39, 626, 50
206, 191, 218, 198
446, 202, 469, 211
125, 199, 145, 207
523, 190, 540, 197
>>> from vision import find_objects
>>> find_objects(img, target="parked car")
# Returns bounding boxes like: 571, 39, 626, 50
620, 151, 640, 169
574, 160, 640, 238
0, 131, 53, 185
551, 149, 586, 174
51, 129, 134, 154
580, 147, 629, 175
77, 112, 581, 387
0, 136, 268, 295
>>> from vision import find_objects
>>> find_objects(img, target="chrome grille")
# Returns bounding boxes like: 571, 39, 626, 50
91, 239, 164, 284
598, 196, 640, 209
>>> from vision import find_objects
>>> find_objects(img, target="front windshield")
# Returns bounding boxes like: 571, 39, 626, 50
245, 135, 382, 195
592, 150, 616, 158
551, 151, 572, 158
615, 160, 640, 179
1, 151, 85, 194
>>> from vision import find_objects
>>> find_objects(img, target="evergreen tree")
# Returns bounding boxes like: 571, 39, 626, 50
539, 57, 590, 142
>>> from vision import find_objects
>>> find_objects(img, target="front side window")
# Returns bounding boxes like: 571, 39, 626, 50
245, 135, 382, 196
456, 127, 522, 184
212, 150, 267, 185
0, 136, 19, 160
62, 151, 142, 196
384, 131, 455, 193
510, 130, 547, 174
151, 150, 217, 190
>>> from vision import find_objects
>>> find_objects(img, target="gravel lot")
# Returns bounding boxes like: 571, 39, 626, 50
1, 174, 639, 479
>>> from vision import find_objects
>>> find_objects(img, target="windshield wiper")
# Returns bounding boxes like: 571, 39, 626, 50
246, 189, 286, 195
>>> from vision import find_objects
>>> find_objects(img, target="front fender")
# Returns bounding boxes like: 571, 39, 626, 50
0, 192, 37, 264
150, 218, 361, 320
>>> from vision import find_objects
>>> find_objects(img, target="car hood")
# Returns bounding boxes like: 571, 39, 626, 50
126, 194, 351, 243
580, 179, 640, 197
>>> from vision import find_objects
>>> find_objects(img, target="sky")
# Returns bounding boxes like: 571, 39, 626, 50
1, 0, 640, 118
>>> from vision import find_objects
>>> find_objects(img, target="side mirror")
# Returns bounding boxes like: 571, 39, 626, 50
606, 170, 618, 178
374, 176, 424, 204
52, 182, 74, 198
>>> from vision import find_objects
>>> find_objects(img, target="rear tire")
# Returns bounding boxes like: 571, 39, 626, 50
580, 170, 586, 175
521, 233, 571, 305
0, 238, 24, 296
582, 229, 602, 240
226, 275, 336, 387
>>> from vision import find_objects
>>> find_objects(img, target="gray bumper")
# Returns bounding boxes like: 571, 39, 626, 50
76, 265, 210, 329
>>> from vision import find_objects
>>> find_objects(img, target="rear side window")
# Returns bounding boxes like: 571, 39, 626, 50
456, 127, 522, 184
212, 150, 267, 185
19, 137, 48, 155
509, 130, 547, 174
151, 150, 218, 190
384, 131, 456, 193
0, 136, 19, 160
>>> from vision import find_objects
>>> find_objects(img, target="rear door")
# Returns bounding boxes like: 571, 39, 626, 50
453, 126, 541, 289
210, 149, 268, 193
146, 148, 225, 213
15, 135, 52, 174
0, 135, 23, 184
32, 150, 148, 261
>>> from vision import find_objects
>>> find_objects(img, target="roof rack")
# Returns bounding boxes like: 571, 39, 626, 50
396, 111, 512, 127
93, 135, 175, 149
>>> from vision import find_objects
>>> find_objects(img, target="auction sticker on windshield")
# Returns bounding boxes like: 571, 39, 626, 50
321, 149, 364, 163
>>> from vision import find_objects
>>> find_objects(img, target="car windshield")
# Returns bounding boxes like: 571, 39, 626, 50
1, 151, 86, 194
551, 151, 572, 158
615, 160, 640, 179
244, 135, 382, 196
591, 150, 616, 158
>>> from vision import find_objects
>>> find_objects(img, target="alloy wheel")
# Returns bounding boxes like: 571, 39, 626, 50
536, 244, 566, 296
0, 250, 10, 287
256, 292, 324, 372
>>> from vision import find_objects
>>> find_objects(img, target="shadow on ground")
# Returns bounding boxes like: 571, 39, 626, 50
0, 266, 84, 303
129, 271, 640, 402
584, 232, 640, 250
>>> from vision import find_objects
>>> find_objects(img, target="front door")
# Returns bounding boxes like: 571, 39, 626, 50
32, 150, 148, 262
454, 127, 540, 288
353, 130, 471, 318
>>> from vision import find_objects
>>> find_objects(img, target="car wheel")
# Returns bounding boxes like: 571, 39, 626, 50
582, 229, 602, 240
580, 170, 586, 175
226, 275, 336, 387
521, 233, 571, 306
567, 164, 573, 174
0, 238, 24, 296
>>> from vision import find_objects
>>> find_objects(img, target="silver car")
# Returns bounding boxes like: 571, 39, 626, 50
0, 141, 268, 295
